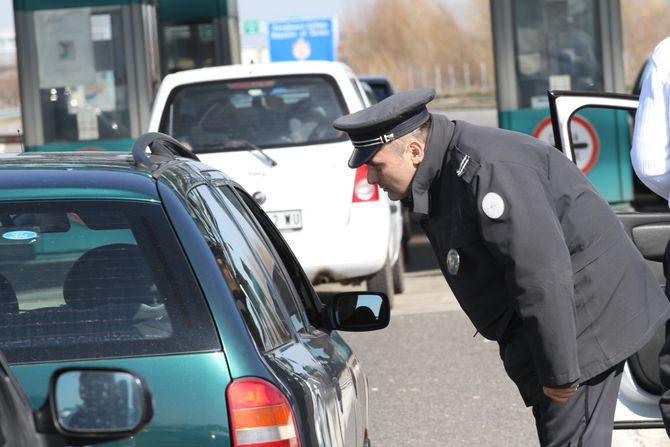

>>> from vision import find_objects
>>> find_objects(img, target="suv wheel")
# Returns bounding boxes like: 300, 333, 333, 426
367, 257, 395, 308
392, 247, 405, 294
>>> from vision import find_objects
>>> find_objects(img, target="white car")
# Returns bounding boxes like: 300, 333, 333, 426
148, 61, 404, 302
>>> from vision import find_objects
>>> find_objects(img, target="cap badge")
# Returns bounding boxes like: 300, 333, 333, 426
482, 192, 505, 219
446, 248, 460, 275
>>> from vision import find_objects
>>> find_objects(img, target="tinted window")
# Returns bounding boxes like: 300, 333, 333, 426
235, 187, 322, 328
160, 75, 347, 151
216, 187, 309, 333
0, 201, 220, 364
188, 186, 293, 350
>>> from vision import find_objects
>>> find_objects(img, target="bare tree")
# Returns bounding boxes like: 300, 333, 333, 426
0, 69, 19, 108
340, 0, 492, 94
621, 0, 670, 87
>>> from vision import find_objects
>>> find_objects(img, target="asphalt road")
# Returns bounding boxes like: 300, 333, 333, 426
320, 232, 538, 446
317, 226, 669, 446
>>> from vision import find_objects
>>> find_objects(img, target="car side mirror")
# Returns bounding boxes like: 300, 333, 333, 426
327, 292, 390, 332
35, 367, 154, 445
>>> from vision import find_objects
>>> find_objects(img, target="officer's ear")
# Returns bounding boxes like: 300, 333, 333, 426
407, 139, 425, 165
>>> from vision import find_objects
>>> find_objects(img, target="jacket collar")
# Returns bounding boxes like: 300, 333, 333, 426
410, 113, 455, 215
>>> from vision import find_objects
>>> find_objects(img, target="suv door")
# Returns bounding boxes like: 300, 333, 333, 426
548, 90, 668, 429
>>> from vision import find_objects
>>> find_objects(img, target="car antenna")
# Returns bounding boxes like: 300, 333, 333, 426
17, 129, 24, 152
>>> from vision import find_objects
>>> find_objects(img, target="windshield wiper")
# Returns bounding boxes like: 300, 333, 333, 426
196, 139, 277, 167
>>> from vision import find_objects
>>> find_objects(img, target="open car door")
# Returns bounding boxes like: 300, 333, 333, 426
548, 90, 668, 430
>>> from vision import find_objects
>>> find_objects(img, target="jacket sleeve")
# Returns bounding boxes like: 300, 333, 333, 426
472, 160, 580, 388
630, 39, 670, 202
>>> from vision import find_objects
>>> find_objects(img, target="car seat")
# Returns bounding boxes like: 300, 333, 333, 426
0, 273, 18, 315
192, 97, 239, 146
63, 243, 156, 312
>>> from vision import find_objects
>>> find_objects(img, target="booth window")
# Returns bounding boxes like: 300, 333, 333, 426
34, 7, 131, 143
162, 22, 216, 74
512, 0, 603, 108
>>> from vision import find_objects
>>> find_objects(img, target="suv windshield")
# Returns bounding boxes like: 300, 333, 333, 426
0, 200, 220, 364
160, 74, 348, 152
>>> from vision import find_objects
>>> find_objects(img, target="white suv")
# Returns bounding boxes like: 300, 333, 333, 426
148, 61, 404, 302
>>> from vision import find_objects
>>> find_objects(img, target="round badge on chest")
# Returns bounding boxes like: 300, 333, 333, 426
446, 248, 460, 275
482, 192, 505, 219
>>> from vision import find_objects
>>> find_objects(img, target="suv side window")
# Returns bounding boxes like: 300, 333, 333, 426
187, 185, 293, 350
233, 187, 323, 328
215, 186, 310, 334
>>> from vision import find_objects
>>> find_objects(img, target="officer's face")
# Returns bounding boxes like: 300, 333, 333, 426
366, 140, 423, 200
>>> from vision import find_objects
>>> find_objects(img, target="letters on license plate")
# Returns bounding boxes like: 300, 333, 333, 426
267, 210, 302, 231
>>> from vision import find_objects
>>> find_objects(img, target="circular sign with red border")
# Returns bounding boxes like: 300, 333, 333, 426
533, 115, 600, 174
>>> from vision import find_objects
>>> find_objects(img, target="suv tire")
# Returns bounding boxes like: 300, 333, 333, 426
392, 248, 405, 294
367, 257, 395, 308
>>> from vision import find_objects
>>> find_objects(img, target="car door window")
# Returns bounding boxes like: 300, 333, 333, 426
187, 185, 293, 350
233, 187, 323, 329
213, 186, 310, 334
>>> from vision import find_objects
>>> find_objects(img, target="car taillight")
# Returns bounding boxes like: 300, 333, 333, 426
352, 165, 379, 202
227, 377, 300, 447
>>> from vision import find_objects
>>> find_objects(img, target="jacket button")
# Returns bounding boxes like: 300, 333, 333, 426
446, 248, 460, 275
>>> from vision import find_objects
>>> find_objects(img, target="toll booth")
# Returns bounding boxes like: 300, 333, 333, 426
159, 0, 240, 75
13, 0, 161, 151
490, 0, 633, 206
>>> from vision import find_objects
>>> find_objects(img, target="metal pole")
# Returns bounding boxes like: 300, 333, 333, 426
448, 64, 456, 95
480, 61, 488, 92
435, 64, 442, 95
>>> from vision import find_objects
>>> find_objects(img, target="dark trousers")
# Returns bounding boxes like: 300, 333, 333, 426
532, 362, 624, 447
659, 238, 670, 436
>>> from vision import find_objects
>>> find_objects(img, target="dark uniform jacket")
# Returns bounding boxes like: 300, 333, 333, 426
414, 114, 670, 406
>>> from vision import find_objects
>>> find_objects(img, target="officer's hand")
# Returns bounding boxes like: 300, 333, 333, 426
542, 384, 579, 404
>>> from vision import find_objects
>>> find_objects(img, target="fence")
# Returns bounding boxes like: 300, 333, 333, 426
402, 62, 493, 96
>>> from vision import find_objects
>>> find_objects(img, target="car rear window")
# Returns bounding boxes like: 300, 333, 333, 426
0, 200, 220, 364
159, 74, 348, 152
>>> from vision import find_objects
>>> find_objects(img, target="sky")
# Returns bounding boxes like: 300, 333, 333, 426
0, 0, 13, 31
0, 0, 354, 34
0, 0, 469, 35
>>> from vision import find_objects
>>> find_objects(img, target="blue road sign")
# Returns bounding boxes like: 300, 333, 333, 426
268, 17, 336, 62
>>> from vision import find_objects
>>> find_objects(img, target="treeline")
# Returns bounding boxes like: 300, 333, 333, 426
340, 0, 670, 96
0, 69, 19, 108
621, 0, 670, 83
339, 0, 493, 95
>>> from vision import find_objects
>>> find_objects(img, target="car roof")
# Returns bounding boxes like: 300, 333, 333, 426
358, 75, 391, 82
162, 61, 357, 86
0, 150, 208, 202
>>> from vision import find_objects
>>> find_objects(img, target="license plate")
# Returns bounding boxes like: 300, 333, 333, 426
267, 210, 302, 231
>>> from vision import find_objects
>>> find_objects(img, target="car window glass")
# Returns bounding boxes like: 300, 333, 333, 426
188, 186, 293, 350
215, 186, 309, 334
0, 201, 220, 364
350, 77, 367, 106
160, 74, 347, 151
234, 187, 322, 328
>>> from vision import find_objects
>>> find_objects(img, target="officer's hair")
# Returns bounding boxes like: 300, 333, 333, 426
391, 117, 433, 155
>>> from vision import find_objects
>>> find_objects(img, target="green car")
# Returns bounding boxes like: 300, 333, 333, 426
0, 133, 389, 447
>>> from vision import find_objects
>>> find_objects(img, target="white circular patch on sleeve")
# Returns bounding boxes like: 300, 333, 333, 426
482, 192, 505, 219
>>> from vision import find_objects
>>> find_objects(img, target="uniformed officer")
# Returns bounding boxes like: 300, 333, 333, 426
333, 87, 670, 446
